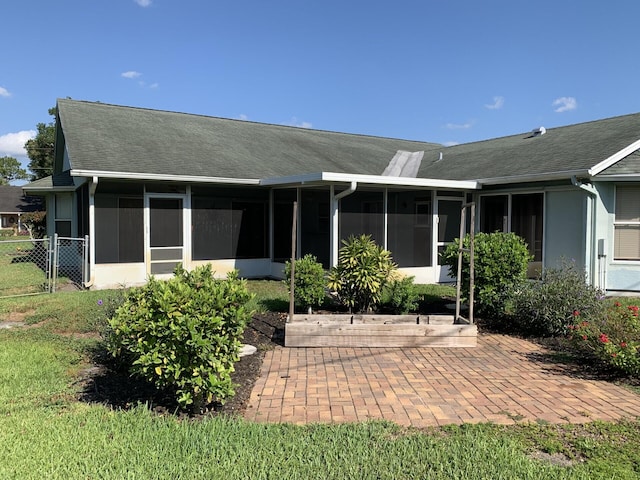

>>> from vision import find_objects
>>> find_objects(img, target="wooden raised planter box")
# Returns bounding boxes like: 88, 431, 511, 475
285, 314, 477, 348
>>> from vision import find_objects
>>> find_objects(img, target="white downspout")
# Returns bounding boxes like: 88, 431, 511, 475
84, 176, 98, 288
571, 176, 600, 288
331, 181, 357, 266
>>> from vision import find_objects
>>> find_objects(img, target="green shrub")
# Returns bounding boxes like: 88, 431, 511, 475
380, 275, 421, 314
284, 254, 326, 313
508, 261, 606, 336
441, 232, 531, 318
0, 228, 14, 237
107, 264, 253, 411
569, 301, 640, 377
327, 235, 397, 313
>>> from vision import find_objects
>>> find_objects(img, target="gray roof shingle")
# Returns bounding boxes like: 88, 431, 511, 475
0, 186, 43, 213
57, 99, 441, 180
418, 114, 640, 182
55, 99, 640, 184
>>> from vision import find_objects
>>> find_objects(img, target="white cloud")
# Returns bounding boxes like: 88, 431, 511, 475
238, 114, 249, 121
134, 0, 152, 7
0, 130, 36, 156
485, 96, 505, 110
0, 86, 11, 98
285, 117, 313, 129
552, 96, 577, 113
445, 121, 473, 130
121, 71, 142, 79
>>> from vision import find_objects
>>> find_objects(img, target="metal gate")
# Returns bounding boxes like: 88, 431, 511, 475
0, 235, 88, 298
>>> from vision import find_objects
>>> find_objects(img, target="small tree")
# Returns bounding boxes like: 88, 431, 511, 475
0, 156, 28, 185
284, 254, 326, 313
327, 235, 397, 313
441, 232, 531, 318
25, 106, 57, 180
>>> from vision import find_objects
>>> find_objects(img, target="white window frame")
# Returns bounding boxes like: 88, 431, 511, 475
613, 184, 640, 262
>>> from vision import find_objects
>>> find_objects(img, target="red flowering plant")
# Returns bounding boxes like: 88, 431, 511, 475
569, 301, 640, 376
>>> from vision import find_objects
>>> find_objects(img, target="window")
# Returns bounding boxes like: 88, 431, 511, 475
192, 196, 268, 260
387, 191, 432, 267
614, 186, 640, 260
95, 196, 144, 263
480, 193, 543, 262
55, 193, 73, 237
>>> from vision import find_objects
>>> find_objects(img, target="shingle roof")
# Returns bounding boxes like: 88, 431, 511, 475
56, 99, 441, 180
55, 99, 640, 184
0, 186, 43, 213
598, 150, 640, 176
22, 171, 76, 192
418, 114, 640, 182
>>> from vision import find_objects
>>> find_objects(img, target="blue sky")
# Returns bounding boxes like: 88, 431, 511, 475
2, 1, 639, 183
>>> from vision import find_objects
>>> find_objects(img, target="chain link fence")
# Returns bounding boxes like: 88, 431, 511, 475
0, 235, 88, 298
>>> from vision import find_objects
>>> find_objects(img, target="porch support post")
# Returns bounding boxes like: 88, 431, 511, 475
85, 176, 98, 288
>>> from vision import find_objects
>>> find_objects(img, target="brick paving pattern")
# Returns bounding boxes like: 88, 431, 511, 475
245, 333, 640, 426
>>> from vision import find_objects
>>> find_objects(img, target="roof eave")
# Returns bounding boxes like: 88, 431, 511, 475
70, 169, 261, 186
260, 172, 479, 190
477, 169, 590, 186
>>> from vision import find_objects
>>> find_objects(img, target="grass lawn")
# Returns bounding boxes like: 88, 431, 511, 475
0, 282, 640, 478
0, 238, 49, 297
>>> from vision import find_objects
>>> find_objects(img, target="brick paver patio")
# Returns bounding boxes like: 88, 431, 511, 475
244, 333, 640, 426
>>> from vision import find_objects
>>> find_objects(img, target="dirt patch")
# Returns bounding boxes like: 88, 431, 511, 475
1, 309, 35, 323
76, 312, 286, 418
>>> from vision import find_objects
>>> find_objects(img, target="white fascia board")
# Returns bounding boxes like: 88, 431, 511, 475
477, 169, 590, 186
70, 170, 260, 185
589, 139, 640, 176
260, 171, 479, 190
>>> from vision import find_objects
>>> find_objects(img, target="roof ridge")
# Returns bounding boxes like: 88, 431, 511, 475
56, 98, 443, 147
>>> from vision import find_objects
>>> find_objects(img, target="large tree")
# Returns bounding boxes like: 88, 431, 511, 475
24, 106, 57, 180
0, 156, 29, 185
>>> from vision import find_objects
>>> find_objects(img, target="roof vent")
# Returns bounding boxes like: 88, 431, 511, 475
532, 126, 546, 136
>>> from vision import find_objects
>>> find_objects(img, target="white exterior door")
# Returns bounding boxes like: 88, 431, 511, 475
145, 194, 187, 277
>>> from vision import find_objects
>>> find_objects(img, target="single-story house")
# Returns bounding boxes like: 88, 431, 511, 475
0, 185, 43, 232
23, 99, 640, 293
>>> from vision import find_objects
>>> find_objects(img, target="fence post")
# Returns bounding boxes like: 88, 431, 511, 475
52, 234, 59, 293
83, 235, 90, 286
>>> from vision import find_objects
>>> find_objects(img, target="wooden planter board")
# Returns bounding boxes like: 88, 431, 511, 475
285, 314, 477, 348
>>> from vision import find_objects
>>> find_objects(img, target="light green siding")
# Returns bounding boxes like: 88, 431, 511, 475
544, 190, 587, 271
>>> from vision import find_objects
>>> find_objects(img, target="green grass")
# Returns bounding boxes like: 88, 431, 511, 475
0, 239, 48, 297
1, 284, 640, 478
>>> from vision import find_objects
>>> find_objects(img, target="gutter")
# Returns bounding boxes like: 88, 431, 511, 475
571, 176, 602, 289
330, 182, 358, 266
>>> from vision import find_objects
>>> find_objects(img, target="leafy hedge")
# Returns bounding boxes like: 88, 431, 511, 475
107, 265, 253, 411
441, 232, 531, 318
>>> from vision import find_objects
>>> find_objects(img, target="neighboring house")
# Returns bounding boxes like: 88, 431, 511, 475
0, 185, 43, 232
23, 99, 640, 292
